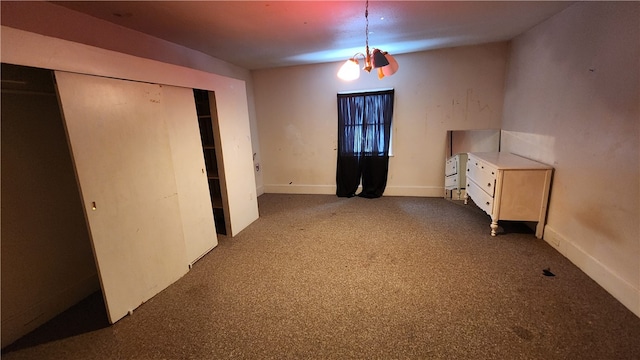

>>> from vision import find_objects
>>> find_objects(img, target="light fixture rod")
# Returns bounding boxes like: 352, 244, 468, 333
365, 0, 369, 59
337, 0, 398, 81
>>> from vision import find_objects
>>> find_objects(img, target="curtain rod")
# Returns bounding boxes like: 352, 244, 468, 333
337, 88, 394, 95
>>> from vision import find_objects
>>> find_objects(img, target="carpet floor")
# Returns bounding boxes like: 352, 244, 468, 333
3, 194, 640, 359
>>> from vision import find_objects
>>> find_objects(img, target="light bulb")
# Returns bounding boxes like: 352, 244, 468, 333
337, 59, 361, 81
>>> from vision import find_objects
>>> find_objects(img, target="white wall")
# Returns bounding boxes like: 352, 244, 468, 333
253, 42, 509, 196
501, 2, 639, 317
0, 0, 264, 194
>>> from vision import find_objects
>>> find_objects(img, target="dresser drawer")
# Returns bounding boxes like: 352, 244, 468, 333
445, 157, 457, 176
445, 174, 458, 189
467, 158, 496, 197
466, 179, 494, 215
444, 154, 468, 199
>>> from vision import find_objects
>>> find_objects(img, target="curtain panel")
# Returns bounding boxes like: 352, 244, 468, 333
336, 90, 394, 198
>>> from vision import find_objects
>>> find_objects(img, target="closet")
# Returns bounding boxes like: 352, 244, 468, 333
194, 89, 229, 235
2, 64, 256, 346
53, 70, 226, 324
1, 64, 101, 347
3, 26, 259, 347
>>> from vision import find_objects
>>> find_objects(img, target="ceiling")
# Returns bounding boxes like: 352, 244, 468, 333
50, 1, 573, 70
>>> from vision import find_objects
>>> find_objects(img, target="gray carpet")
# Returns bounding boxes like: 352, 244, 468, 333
4, 194, 640, 359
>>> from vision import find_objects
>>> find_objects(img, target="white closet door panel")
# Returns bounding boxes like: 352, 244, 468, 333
163, 86, 217, 264
214, 90, 259, 236
55, 71, 188, 324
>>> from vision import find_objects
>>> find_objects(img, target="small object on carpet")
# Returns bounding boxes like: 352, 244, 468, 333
543, 268, 555, 277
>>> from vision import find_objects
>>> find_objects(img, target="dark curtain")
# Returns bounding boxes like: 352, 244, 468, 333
336, 90, 394, 198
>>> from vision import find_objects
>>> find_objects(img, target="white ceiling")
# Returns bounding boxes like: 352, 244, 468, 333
50, 1, 573, 70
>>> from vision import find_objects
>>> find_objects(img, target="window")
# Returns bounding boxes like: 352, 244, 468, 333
336, 89, 395, 198
337, 89, 394, 157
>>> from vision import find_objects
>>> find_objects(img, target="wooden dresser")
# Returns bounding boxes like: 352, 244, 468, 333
445, 153, 468, 200
464, 152, 553, 238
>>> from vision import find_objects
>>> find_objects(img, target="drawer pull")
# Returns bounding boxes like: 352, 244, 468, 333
486, 202, 490, 206
487, 183, 492, 187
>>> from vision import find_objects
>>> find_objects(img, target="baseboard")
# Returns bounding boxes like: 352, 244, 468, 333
263, 184, 444, 197
383, 185, 444, 197
544, 226, 640, 318
263, 184, 336, 194
1, 273, 101, 348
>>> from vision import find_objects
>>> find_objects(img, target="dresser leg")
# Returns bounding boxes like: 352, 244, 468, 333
464, 193, 468, 205
535, 222, 544, 239
490, 220, 498, 236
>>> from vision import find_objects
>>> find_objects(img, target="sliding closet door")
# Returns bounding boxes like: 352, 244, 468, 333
163, 86, 218, 264
55, 71, 188, 324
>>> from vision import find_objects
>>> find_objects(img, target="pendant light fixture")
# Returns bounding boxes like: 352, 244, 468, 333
337, 0, 399, 81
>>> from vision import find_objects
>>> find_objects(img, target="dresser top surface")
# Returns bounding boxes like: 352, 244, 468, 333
468, 152, 553, 170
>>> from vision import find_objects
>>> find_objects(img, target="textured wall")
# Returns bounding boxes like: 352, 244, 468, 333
253, 42, 509, 196
501, 2, 640, 316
